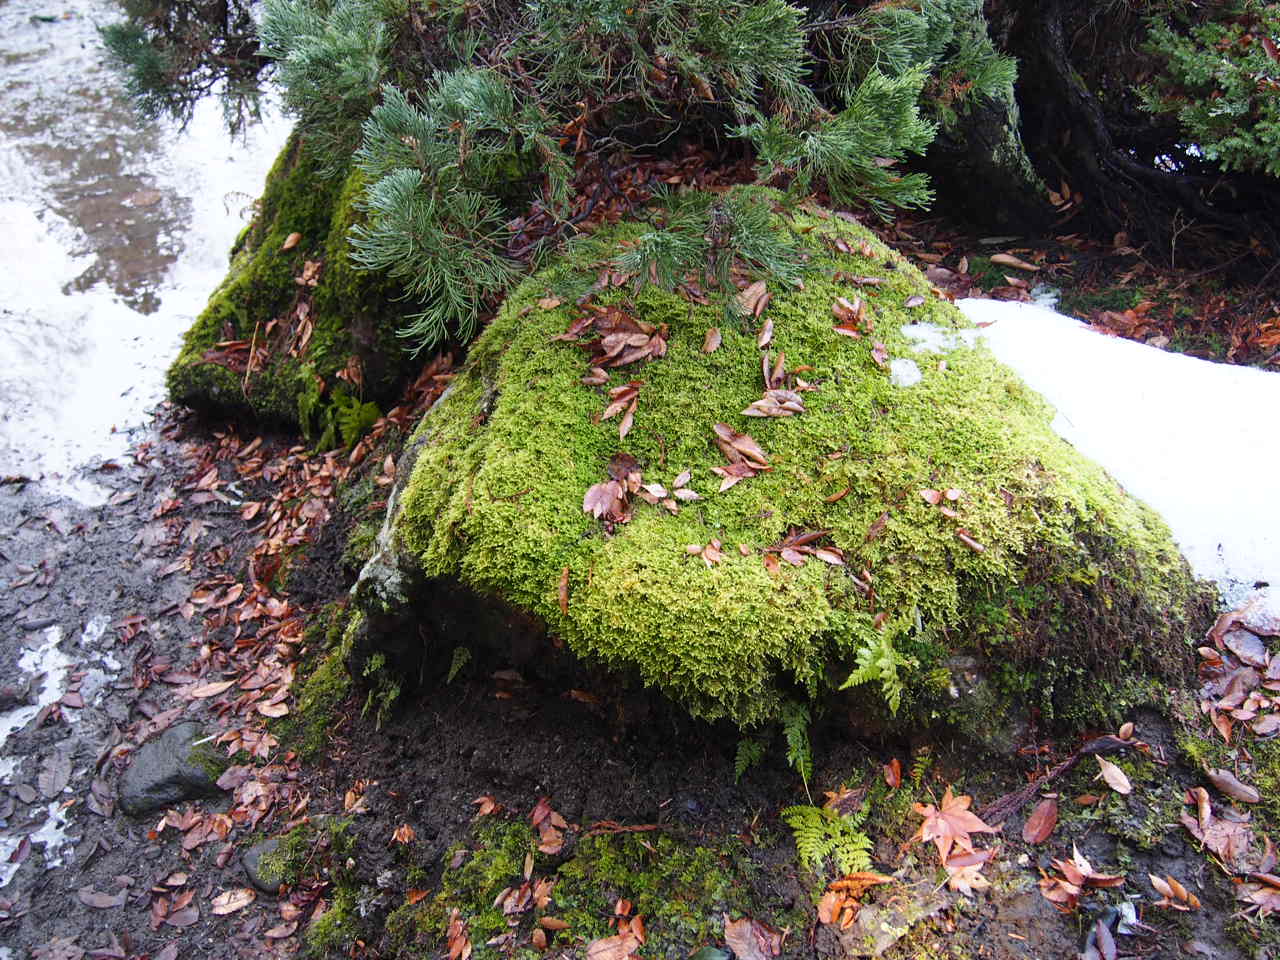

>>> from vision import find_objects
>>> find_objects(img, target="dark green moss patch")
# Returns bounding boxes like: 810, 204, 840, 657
391, 818, 801, 960
167, 134, 418, 428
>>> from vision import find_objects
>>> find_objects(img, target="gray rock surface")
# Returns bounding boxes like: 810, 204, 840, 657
118, 721, 223, 816
241, 835, 283, 894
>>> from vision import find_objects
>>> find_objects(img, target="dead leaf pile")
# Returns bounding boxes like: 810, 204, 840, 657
742, 351, 818, 419
1180, 785, 1264, 875
765, 528, 845, 568
583, 452, 643, 524
556, 303, 669, 372
1038, 844, 1125, 912
832, 296, 871, 339
816, 872, 894, 928
1197, 598, 1280, 745
530, 797, 570, 855
711, 422, 769, 491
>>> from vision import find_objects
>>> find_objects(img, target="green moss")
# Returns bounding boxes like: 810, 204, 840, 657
262, 816, 357, 892
376, 187, 1212, 729
281, 605, 359, 761
189, 741, 235, 781
398, 818, 797, 960
1056, 285, 1144, 320
167, 134, 417, 428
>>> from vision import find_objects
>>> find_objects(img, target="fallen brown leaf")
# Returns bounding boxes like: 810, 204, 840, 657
1022, 798, 1058, 845
210, 888, 255, 915
1095, 756, 1132, 795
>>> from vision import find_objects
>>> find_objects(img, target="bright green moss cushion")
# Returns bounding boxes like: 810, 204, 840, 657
357, 189, 1212, 729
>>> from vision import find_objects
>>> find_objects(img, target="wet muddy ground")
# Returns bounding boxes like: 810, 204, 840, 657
0, 405, 1271, 960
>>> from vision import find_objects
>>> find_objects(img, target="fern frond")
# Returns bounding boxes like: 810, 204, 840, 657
446, 645, 471, 684
734, 737, 766, 783
781, 701, 813, 796
782, 804, 873, 876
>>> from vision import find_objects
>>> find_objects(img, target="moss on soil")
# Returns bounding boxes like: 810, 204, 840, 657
386, 818, 801, 960
167, 134, 416, 428
280, 603, 357, 761
370, 186, 1213, 730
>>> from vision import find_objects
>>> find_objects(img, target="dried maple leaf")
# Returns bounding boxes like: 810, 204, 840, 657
912, 786, 999, 863
392, 823, 416, 845
723, 915, 783, 960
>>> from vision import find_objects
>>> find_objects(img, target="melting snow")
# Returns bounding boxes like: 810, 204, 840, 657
948, 298, 1279, 602
0, 627, 74, 752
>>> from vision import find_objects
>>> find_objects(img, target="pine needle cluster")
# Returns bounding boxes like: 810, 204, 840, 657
107, 0, 1021, 351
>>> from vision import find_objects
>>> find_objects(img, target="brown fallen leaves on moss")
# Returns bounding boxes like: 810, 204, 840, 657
583, 453, 643, 524
556, 304, 669, 369
832, 295, 870, 338
766, 528, 845, 568
1038, 845, 1125, 913
743, 351, 817, 418
530, 797, 569, 855
711, 422, 770, 491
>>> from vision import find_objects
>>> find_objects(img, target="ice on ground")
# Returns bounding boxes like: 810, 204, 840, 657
0, 802, 74, 891
889, 358, 923, 387
0, 627, 74, 752
949, 298, 1279, 601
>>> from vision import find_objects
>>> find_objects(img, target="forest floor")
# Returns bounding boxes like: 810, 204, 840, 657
2, 232, 1279, 960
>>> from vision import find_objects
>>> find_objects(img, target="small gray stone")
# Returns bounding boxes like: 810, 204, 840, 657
241, 835, 284, 894
117, 721, 223, 816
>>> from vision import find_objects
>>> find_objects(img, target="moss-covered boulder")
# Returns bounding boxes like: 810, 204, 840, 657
167, 134, 417, 428
352, 189, 1213, 731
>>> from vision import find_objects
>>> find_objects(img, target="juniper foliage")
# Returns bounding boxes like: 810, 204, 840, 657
1141, 0, 1280, 176
109, 0, 1027, 350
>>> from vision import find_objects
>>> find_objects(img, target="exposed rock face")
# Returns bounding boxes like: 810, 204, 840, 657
118, 721, 224, 816
241, 835, 284, 894
352, 189, 1214, 732
166, 135, 416, 429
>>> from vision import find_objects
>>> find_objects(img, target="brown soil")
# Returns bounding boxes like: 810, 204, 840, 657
0, 398, 1267, 960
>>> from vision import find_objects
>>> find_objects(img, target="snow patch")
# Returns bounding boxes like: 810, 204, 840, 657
0, 627, 74, 752
953, 298, 1280, 598
889, 358, 923, 387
